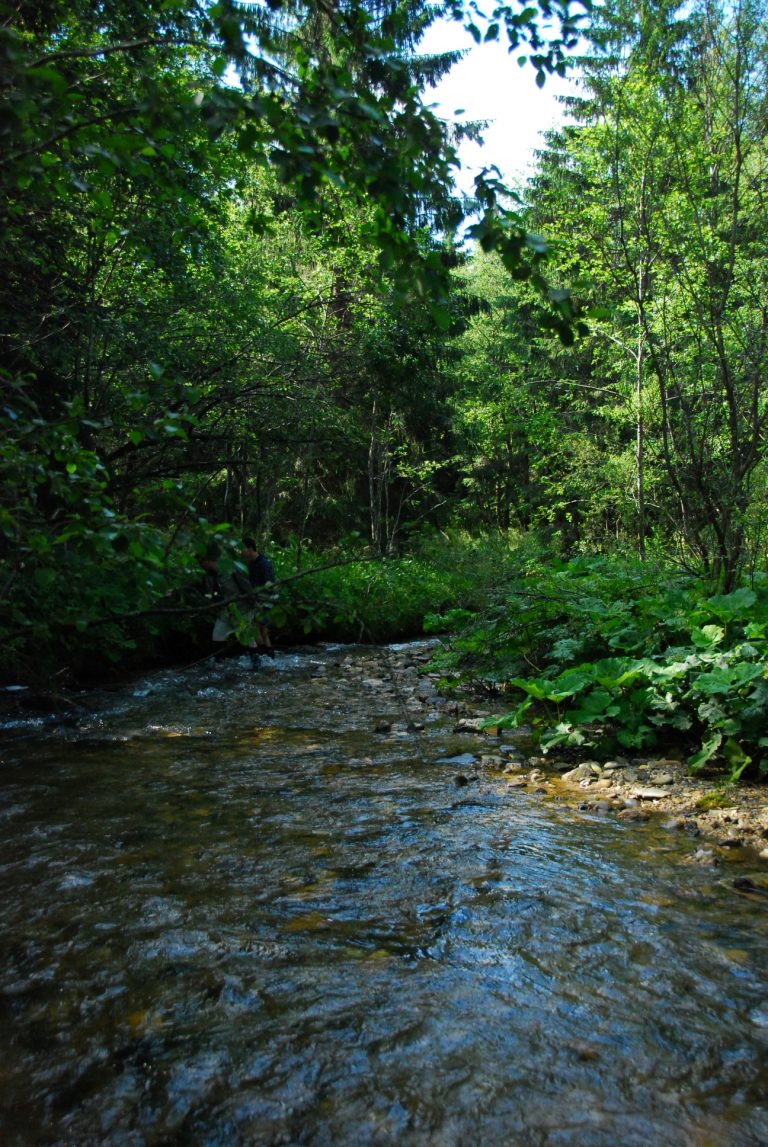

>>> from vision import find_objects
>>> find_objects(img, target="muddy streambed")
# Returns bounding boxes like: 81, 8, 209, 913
1, 642, 767, 1146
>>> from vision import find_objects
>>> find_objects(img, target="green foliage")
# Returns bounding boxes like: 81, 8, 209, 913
0, 0, 588, 320
431, 553, 768, 781
0, 0, 593, 688
268, 531, 519, 644
4, 0, 768, 737
522, 0, 768, 584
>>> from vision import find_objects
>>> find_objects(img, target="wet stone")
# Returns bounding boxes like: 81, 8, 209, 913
662, 817, 686, 831
691, 848, 719, 866
453, 718, 486, 733
631, 787, 672, 801
590, 801, 613, 814
437, 752, 477, 768
562, 763, 597, 783
617, 807, 650, 822
454, 774, 479, 787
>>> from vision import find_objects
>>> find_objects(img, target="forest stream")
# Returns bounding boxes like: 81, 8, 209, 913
1, 641, 768, 1147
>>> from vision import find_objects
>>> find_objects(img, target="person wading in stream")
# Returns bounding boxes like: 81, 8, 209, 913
200, 548, 260, 666
242, 536, 276, 662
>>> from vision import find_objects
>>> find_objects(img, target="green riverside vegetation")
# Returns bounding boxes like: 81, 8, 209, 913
2, 1, 767, 784
427, 551, 768, 783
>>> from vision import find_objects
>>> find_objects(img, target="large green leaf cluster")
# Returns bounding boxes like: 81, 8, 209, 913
430, 554, 768, 780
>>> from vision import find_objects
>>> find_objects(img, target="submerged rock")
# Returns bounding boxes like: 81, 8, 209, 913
617, 806, 650, 822
437, 752, 477, 768
454, 774, 479, 787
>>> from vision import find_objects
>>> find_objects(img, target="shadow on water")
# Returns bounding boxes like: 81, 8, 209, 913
1, 643, 767, 1145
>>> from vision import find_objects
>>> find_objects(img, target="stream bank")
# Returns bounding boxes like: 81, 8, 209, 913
351, 643, 768, 868
3, 638, 768, 864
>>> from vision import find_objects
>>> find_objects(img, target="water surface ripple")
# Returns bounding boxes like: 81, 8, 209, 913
1, 645, 767, 1145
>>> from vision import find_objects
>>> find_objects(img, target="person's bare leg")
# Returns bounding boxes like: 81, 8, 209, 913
258, 625, 275, 658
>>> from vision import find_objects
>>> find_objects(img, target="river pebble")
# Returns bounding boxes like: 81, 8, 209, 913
631, 787, 673, 800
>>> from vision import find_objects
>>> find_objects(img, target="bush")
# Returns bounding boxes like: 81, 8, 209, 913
268, 530, 525, 644
428, 553, 768, 782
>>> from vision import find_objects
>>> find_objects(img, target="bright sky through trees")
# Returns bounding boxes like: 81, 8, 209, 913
420, 19, 577, 194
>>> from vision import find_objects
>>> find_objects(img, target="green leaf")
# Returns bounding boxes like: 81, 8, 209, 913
430, 302, 452, 331
722, 738, 752, 782
707, 588, 757, 616
509, 676, 553, 701
688, 734, 723, 772
691, 668, 735, 695
568, 687, 616, 722
691, 624, 724, 648
540, 722, 587, 749
33, 567, 57, 590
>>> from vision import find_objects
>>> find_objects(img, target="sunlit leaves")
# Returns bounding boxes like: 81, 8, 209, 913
436, 553, 768, 780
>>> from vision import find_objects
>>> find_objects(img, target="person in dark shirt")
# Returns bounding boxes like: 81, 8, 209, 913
242, 536, 275, 659
200, 549, 255, 660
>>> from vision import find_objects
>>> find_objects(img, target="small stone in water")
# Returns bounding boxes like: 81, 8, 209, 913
438, 753, 477, 768
455, 774, 478, 787
617, 807, 650, 822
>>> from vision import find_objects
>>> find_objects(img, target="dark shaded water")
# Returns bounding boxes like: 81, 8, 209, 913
1, 644, 767, 1146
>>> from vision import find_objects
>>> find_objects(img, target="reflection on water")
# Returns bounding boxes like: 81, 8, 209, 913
1, 645, 767, 1146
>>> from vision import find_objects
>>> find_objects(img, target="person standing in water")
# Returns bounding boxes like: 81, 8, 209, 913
199, 548, 255, 659
242, 536, 275, 659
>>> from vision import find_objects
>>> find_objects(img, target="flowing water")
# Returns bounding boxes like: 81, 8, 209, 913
1, 643, 767, 1146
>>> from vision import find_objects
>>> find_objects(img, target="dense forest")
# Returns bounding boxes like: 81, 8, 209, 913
3, 0, 768, 782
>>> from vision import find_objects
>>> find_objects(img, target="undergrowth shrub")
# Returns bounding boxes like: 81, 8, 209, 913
427, 554, 768, 782
269, 531, 525, 644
